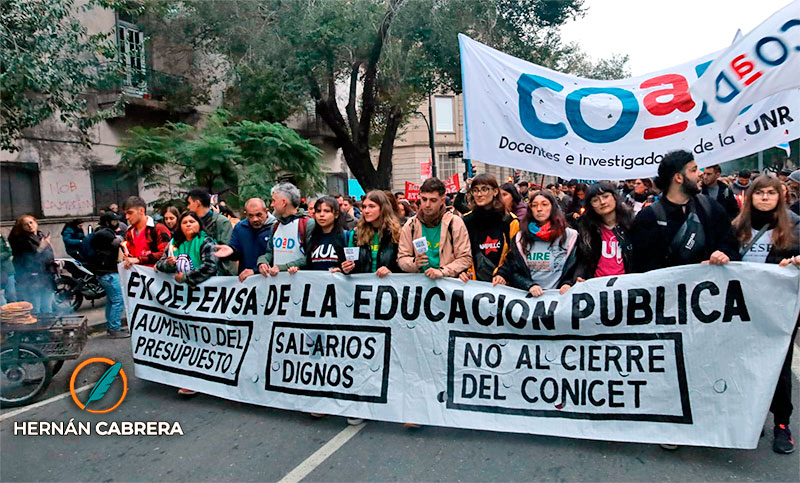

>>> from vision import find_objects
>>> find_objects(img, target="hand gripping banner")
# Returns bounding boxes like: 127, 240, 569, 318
459, 34, 799, 180
120, 263, 800, 448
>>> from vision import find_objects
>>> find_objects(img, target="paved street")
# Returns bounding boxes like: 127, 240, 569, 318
1, 304, 798, 482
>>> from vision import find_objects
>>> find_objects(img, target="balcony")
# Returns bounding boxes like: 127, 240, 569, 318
95, 63, 197, 115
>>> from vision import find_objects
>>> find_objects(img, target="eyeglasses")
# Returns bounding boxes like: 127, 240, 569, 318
753, 189, 779, 197
470, 186, 493, 195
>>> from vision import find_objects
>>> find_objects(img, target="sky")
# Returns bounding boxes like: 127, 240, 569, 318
559, 0, 794, 77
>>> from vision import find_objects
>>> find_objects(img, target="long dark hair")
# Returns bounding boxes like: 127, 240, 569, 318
398, 199, 415, 217
171, 211, 207, 246
733, 175, 797, 250
566, 182, 589, 213
311, 196, 344, 243
521, 190, 568, 248
468, 174, 505, 214
162, 205, 180, 230
578, 182, 633, 250
500, 183, 522, 206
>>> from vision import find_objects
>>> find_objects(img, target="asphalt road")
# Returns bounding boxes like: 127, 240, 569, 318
1, 305, 798, 482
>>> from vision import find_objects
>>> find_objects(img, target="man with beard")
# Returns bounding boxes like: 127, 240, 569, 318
631, 150, 738, 274
633, 151, 739, 452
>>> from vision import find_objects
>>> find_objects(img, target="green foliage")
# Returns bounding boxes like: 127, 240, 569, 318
118, 110, 324, 207
0, 0, 127, 151
141, 0, 627, 189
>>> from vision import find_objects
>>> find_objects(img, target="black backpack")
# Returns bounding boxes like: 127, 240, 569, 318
650, 195, 712, 265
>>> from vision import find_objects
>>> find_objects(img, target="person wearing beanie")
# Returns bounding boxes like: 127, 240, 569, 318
89, 214, 129, 338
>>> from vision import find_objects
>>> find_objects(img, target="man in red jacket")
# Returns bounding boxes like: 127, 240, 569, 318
122, 196, 170, 268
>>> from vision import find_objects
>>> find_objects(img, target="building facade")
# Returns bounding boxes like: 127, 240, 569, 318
0, 4, 221, 256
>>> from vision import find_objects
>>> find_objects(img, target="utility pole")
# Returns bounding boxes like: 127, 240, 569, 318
428, 92, 437, 178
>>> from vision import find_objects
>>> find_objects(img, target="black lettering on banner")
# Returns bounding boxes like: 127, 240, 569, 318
446, 331, 692, 423
265, 322, 391, 403
130, 305, 252, 385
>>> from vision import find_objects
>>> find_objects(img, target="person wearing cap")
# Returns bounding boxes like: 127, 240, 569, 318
730, 169, 753, 197
778, 169, 791, 183
788, 169, 800, 215
89, 214, 129, 338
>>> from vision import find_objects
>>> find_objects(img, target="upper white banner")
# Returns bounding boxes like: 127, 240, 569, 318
459, 34, 800, 180
692, 1, 800, 132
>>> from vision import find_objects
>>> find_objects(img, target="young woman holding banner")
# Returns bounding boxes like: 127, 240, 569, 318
288, 197, 346, 273
560, 182, 634, 293
499, 190, 577, 297
155, 210, 218, 397
732, 175, 800, 454
336, 190, 401, 278
460, 174, 519, 284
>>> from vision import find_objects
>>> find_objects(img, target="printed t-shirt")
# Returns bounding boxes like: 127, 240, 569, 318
595, 225, 626, 277
421, 223, 441, 270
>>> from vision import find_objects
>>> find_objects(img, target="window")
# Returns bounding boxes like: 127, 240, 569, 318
434, 97, 455, 132
91, 168, 139, 215
438, 154, 458, 179
116, 21, 147, 96
326, 173, 348, 197
1, 163, 42, 221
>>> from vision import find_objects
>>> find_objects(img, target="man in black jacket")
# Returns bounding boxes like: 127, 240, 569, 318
89, 214, 129, 338
632, 150, 739, 450
632, 150, 738, 273
701, 164, 739, 220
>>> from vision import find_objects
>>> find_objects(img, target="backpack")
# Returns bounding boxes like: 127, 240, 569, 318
298, 216, 309, 247
650, 195, 712, 265
79, 232, 96, 261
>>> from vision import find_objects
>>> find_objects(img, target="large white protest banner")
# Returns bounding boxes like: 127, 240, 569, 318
120, 263, 800, 449
459, 34, 800, 180
692, 1, 800, 132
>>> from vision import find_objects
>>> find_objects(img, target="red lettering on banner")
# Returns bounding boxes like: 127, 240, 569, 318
731, 54, 763, 86
640, 74, 695, 140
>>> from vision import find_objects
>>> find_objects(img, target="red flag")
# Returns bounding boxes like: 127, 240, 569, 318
405, 181, 420, 201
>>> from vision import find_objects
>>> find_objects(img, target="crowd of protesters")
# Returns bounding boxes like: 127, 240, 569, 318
0, 150, 798, 452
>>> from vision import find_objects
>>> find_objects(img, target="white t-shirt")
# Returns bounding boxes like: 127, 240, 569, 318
271, 218, 305, 266
518, 227, 578, 290
741, 228, 773, 264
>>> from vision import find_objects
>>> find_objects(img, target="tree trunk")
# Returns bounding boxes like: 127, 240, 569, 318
307, 0, 404, 192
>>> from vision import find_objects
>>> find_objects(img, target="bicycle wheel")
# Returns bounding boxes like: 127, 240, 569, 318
0, 345, 53, 408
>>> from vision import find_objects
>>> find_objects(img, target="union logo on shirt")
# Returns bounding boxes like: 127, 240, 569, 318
479, 236, 501, 254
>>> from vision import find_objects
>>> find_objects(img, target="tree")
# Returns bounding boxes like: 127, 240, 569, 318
144, 0, 627, 190
117, 110, 325, 208
0, 0, 125, 151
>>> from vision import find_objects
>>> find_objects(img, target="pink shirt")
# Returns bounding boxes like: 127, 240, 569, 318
595, 226, 626, 278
